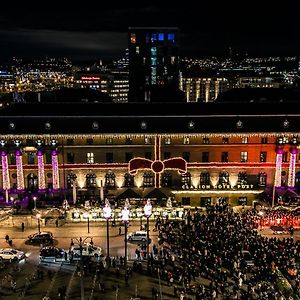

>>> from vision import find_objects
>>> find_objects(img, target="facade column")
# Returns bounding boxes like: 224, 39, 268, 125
51, 149, 60, 190
1, 150, 10, 191
16, 150, 25, 190
274, 146, 283, 187
37, 150, 46, 190
287, 146, 297, 187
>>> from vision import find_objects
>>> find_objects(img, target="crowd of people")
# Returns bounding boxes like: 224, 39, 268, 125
145, 204, 300, 299
258, 208, 300, 227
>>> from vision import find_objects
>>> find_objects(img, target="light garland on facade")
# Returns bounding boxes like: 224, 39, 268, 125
274, 151, 283, 187
51, 152, 60, 189
16, 152, 24, 190
37, 153, 46, 190
1, 154, 10, 190
171, 190, 263, 195
287, 149, 297, 187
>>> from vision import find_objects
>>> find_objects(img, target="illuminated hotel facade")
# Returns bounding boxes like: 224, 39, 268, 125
0, 101, 299, 207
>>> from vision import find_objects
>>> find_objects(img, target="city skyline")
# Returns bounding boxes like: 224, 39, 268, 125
0, 3, 299, 63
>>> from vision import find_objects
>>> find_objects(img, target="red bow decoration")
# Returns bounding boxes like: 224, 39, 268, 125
129, 157, 187, 175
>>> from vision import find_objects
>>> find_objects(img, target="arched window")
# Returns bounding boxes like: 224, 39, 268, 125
105, 170, 116, 188
143, 172, 154, 187
181, 172, 191, 189
218, 171, 229, 184
162, 172, 172, 187
200, 171, 210, 185
258, 172, 267, 187
86, 173, 97, 188
237, 172, 247, 185
124, 173, 134, 188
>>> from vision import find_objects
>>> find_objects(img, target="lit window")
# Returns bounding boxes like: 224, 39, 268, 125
164, 137, 171, 145
158, 33, 164, 41
240, 151, 248, 163
87, 152, 94, 164
242, 137, 248, 144
183, 137, 190, 145
168, 33, 175, 41
130, 33, 136, 44
136, 46, 139, 54
260, 152, 267, 163
151, 33, 157, 42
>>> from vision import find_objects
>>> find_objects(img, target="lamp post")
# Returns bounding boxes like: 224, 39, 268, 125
144, 199, 152, 271
33, 196, 37, 210
103, 199, 112, 268
36, 213, 41, 233
121, 201, 130, 286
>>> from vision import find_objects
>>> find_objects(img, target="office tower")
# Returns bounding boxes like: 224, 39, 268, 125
128, 27, 179, 102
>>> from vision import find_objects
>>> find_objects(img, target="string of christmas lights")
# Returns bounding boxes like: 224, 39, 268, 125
16, 152, 25, 190
37, 153, 46, 190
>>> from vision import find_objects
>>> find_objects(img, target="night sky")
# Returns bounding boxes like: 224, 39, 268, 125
0, 3, 299, 63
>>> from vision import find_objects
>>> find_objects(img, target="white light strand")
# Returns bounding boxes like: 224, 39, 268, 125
287, 152, 296, 187
52, 154, 60, 189
274, 153, 283, 187
16, 154, 25, 190
1, 155, 10, 190
37, 154, 46, 190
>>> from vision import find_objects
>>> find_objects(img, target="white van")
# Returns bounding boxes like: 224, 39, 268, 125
128, 231, 150, 243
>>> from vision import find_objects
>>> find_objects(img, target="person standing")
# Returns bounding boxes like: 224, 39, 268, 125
119, 227, 122, 235
21, 222, 25, 232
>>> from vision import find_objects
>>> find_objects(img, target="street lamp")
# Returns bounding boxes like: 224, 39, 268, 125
144, 199, 152, 271
121, 201, 130, 286
36, 213, 41, 233
33, 196, 37, 210
103, 199, 112, 268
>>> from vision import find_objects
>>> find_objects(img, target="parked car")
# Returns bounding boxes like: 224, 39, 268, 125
71, 243, 102, 258
40, 246, 65, 261
241, 250, 255, 266
128, 231, 151, 243
0, 248, 25, 261
270, 225, 289, 234
27, 231, 53, 244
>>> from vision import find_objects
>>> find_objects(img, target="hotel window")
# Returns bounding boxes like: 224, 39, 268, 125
28, 153, 35, 164
183, 152, 190, 162
67, 152, 74, 164
181, 172, 191, 189
240, 151, 248, 162
261, 137, 268, 144
242, 137, 248, 144
158, 33, 164, 41
282, 151, 288, 163
164, 152, 171, 160
145, 152, 152, 160
151, 33, 157, 42
45, 152, 52, 164
202, 152, 209, 162
168, 33, 175, 42
162, 172, 172, 187
86, 173, 97, 188
164, 137, 171, 145
9, 153, 16, 165
202, 137, 210, 144
124, 173, 134, 188
200, 171, 210, 185
183, 137, 190, 144
136, 46, 140, 54
106, 138, 113, 145
258, 172, 267, 187
221, 152, 228, 163
144, 136, 152, 144
125, 152, 133, 163
106, 152, 113, 163
87, 152, 94, 164
237, 172, 247, 185
260, 152, 267, 163
143, 172, 154, 187
105, 170, 116, 188
219, 171, 229, 184
222, 137, 229, 144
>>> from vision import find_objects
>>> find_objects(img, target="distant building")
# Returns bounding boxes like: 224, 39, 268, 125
180, 76, 230, 102
74, 71, 129, 102
128, 27, 179, 102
